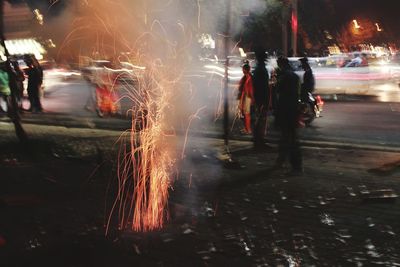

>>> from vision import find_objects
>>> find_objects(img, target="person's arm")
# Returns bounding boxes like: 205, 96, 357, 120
237, 76, 245, 100
249, 77, 255, 104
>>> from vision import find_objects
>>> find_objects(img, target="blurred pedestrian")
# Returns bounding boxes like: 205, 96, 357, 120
299, 57, 315, 102
24, 55, 43, 113
252, 49, 270, 149
270, 62, 282, 128
237, 63, 255, 134
11, 60, 25, 110
0, 62, 11, 113
31, 56, 44, 86
95, 71, 120, 117
84, 74, 97, 112
273, 56, 303, 175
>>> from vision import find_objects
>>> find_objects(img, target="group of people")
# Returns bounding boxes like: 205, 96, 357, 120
237, 51, 315, 175
0, 55, 43, 114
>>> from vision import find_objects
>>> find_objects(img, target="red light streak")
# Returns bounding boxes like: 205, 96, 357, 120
291, 11, 298, 35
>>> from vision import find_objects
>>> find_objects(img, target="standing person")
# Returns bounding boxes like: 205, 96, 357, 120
84, 74, 97, 112
299, 57, 315, 102
11, 61, 25, 110
95, 71, 120, 117
238, 63, 255, 134
24, 55, 43, 112
273, 56, 303, 174
31, 56, 43, 87
0, 62, 11, 113
252, 50, 270, 148
270, 62, 282, 128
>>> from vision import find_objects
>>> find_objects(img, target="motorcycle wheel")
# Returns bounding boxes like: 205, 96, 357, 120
303, 103, 316, 126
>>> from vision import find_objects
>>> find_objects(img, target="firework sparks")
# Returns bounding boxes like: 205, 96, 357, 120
58, 0, 231, 233
104, 59, 180, 232
55, 0, 191, 232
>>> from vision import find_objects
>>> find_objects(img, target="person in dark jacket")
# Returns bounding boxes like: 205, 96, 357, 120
24, 55, 43, 112
299, 57, 315, 102
252, 50, 270, 149
11, 61, 25, 110
273, 56, 303, 174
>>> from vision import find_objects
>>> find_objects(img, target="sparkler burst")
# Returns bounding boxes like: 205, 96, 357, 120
108, 57, 181, 232
58, 0, 231, 233
103, 27, 194, 232
56, 1, 195, 232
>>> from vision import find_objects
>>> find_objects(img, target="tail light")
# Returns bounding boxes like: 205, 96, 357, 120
316, 95, 324, 106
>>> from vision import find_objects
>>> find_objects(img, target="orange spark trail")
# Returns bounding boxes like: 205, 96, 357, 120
60, 0, 209, 233
108, 61, 179, 232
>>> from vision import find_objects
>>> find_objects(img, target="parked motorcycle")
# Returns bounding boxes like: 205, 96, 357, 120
299, 93, 324, 126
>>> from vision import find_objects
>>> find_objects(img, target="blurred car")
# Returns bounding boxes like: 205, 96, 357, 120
343, 53, 369, 68
325, 54, 351, 68
288, 57, 303, 71
391, 52, 400, 64
81, 60, 145, 86
81, 60, 112, 84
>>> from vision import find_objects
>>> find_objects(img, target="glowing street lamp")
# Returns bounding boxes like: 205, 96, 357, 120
352, 19, 361, 29
375, 23, 383, 32
34, 9, 44, 25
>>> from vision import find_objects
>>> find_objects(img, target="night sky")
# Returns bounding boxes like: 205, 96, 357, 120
331, 0, 400, 34
14, 0, 400, 43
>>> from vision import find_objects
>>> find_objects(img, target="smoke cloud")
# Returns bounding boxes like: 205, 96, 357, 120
43, 0, 272, 229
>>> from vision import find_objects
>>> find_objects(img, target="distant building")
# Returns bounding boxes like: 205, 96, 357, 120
3, 2, 33, 39
1, 2, 46, 60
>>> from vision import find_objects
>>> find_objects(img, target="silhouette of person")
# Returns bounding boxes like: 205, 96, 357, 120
238, 63, 255, 134
24, 55, 43, 112
273, 56, 303, 174
252, 49, 270, 148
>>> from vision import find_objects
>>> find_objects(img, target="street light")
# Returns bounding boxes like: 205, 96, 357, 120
352, 19, 361, 29
375, 23, 383, 32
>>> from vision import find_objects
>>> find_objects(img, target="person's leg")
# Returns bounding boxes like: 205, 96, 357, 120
244, 113, 252, 134
16, 85, 23, 109
243, 96, 252, 134
275, 123, 289, 167
33, 87, 42, 112
0, 95, 6, 112
85, 84, 97, 111
255, 106, 267, 147
289, 126, 303, 171
27, 89, 34, 111
253, 106, 260, 145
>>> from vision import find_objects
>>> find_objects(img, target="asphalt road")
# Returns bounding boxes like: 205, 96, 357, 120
1, 70, 400, 266
16, 71, 400, 149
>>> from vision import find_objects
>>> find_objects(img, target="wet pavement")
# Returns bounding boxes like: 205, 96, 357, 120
0, 122, 399, 266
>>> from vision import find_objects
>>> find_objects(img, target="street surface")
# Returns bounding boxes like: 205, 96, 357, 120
0, 66, 399, 266
13, 65, 399, 150
0, 123, 399, 266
